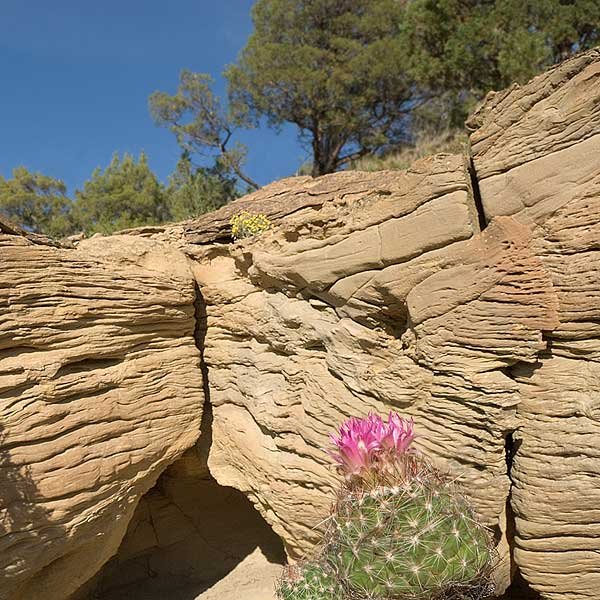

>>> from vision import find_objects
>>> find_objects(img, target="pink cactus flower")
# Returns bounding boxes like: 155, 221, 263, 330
329, 412, 416, 478
379, 412, 415, 455
328, 415, 382, 476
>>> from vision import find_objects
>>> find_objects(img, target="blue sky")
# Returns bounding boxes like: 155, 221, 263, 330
0, 0, 303, 192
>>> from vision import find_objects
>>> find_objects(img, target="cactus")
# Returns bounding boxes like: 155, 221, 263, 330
276, 413, 496, 600
325, 472, 494, 599
276, 561, 344, 600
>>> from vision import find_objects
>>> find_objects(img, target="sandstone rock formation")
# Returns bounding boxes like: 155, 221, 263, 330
183, 176, 558, 596
468, 49, 600, 600
179, 49, 599, 599
0, 227, 204, 600
1, 49, 599, 600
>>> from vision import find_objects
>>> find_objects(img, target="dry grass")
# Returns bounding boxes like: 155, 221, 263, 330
351, 130, 468, 172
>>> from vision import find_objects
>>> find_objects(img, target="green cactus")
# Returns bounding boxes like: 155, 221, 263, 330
276, 561, 345, 600
325, 477, 494, 599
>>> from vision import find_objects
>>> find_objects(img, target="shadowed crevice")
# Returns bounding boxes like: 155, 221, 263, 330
193, 282, 214, 466
499, 432, 541, 600
466, 151, 488, 231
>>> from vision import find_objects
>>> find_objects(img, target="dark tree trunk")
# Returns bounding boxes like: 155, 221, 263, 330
311, 132, 343, 177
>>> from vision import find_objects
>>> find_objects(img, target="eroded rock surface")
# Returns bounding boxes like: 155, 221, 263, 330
1, 49, 600, 600
0, 228, 204, 600
469, 48, 600, 600
172, 49, 599, 600
185, 170, 557, 596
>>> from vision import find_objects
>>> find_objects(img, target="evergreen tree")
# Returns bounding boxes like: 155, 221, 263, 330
226, 0, 415, 176
403, 0, 600, 128
149, 72, 259, 190
73, 152, 169, 235
0, 167, 75, 238
165, 154, 239, 221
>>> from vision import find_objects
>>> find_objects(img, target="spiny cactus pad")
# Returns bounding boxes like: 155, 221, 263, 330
276, 561, 344, 600
326, 479, 493, 599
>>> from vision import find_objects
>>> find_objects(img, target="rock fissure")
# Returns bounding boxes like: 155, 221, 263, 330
467, 153, 489, 231
501, 431, 542, 600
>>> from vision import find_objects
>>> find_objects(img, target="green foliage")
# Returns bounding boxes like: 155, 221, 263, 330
326, 478, 493, 599
226, 0, 415, 176
149, 72, 259, 190
277, 562, 344, 600
0, 167, 75, 238
0, 152, 237, 239
73, 152, 169, 235
402, 0, 600, 128
230, 211, 272, 240
165, 155, 239, 221
150, 1, 598, 179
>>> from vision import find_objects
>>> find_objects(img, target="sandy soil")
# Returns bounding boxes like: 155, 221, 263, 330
96, 548, 282, 600
197, 548, 282, 600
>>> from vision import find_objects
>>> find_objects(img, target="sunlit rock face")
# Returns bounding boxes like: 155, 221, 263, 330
1, 49, 599, 600
179, 49, 600, 600
183, 168, 557, 597
468, 49, 600, 600
0, 230, 204, 600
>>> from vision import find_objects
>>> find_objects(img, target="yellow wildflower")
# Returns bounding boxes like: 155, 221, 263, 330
230, 211, 272, 240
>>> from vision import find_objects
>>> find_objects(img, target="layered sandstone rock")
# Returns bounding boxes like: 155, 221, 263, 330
1, 49, 599, 600
0, 226, 204, 600
185, 171, 557, 595
469, 49, 600, 600
177, 49, 599, 600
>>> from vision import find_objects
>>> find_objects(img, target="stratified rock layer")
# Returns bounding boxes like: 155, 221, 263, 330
175, 49, 599, 600
185, 169, 556, 596
0, 229, 204, 600
1, 49, 600, 600
469, 49, 600, 600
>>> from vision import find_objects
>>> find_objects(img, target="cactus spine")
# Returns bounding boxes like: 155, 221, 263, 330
275, 413, 495, 600
277, 561, 344, 600
326, 476, 493, 599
